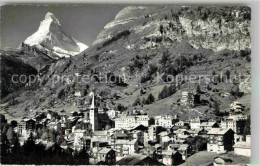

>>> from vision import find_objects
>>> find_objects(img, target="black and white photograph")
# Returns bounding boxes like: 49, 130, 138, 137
0, 4, 252, 165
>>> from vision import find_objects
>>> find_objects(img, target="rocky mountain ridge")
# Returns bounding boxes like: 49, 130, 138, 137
22, 12, 88, 58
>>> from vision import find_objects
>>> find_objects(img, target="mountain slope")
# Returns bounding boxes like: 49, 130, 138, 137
0, 52, 38, 99
3, 6, 251, 119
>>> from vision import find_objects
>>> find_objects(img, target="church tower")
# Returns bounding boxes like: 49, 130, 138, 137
89, 92, 98, 131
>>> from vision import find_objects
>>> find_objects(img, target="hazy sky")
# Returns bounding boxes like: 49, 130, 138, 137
0, 4, 125, 49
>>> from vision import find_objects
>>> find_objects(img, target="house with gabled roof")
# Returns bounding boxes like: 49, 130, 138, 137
207, 128, 234, 153
162, 149, 183, 165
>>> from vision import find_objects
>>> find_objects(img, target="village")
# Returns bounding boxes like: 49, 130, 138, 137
0, 91, 251, 165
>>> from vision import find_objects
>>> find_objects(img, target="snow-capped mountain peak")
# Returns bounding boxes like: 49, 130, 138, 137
23, 12, 88, 58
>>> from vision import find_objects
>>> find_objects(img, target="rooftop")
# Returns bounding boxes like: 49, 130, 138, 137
201, 122, 216, 127
116, 139, 137, 145
207, 128, 233, 135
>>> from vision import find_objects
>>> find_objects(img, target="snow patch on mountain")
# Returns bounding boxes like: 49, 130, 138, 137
23, 12, 88, 58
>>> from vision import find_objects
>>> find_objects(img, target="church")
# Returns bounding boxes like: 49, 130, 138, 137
84, 92, 114, 131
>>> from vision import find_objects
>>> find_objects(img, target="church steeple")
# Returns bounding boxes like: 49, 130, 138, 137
89, 92, 98, 131
90, 92, 95, 109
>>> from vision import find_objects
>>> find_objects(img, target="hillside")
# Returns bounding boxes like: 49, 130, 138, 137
0, 53, 38, 99
2, 6, 251, 120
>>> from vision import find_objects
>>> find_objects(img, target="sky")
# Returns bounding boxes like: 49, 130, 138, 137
0, 4, 125, 49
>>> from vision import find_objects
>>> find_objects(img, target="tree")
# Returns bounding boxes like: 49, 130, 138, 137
10, 120, 18, 128
158, 85, 168, 100
166, 65, 177, 76
6, 126, 14, 144
212, 101, 220, 115
160, 51, 169, 66
195, 84, 201, 94
168, 84, 176, 96
146, 93, 155, 104
2, 123, 10, 134
133, 97, 141, 106
159, 25, 164, 34
23, 132, 36, 159
74, 146, 89, 164
147, 64, 158, 76
140, 89, 146, 95
206, 84, 211, 91
11, 137, 22, 163
0, 134, 10, 164
133, 58, 143, 70
158, 84, 176, 100
225, 70, 231, 80
212, 70, 216, 75
246, 54, 251, 62
142, 98, 146, 105
117, 104, 126, 112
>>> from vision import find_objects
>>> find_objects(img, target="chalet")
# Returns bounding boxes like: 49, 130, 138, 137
93, 130, 108, 139
18, 118, 36, 137
136, 115, 150, 127
230, 101, 245, 113
46, 110, 53, 120
106, 109, 117, 119
92, 147, 116, 165
139, 146, 157, 160
132, 130, 144, 145
130, 124, 148, 132
114, 115, 136, 129
177, 144, 192, 160
170, 125, 189, 133
73, 129, 87, 150
148, 125, 166, 142
115, 139, 138, 156
221, 115, 247, 134
180, 91, 194, 107
186, 128, 206, 137
190, 117, 201, 129
176, 134, 192, 144
154, 115, 178, 128
158, 131, 175, 149
207, 128, 234, 153
162, 150, 183, 166
114, 115, 150, 129
174, 121, 189, 127
154, 144, 163, 155
47, 120, 61, 131
200, 122, 219, 131
91, 137, 109, 150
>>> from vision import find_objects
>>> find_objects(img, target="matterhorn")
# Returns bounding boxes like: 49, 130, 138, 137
21, 12, 88, 58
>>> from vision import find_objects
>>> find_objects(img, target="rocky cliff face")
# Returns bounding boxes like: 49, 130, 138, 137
93, 6, 250, 52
